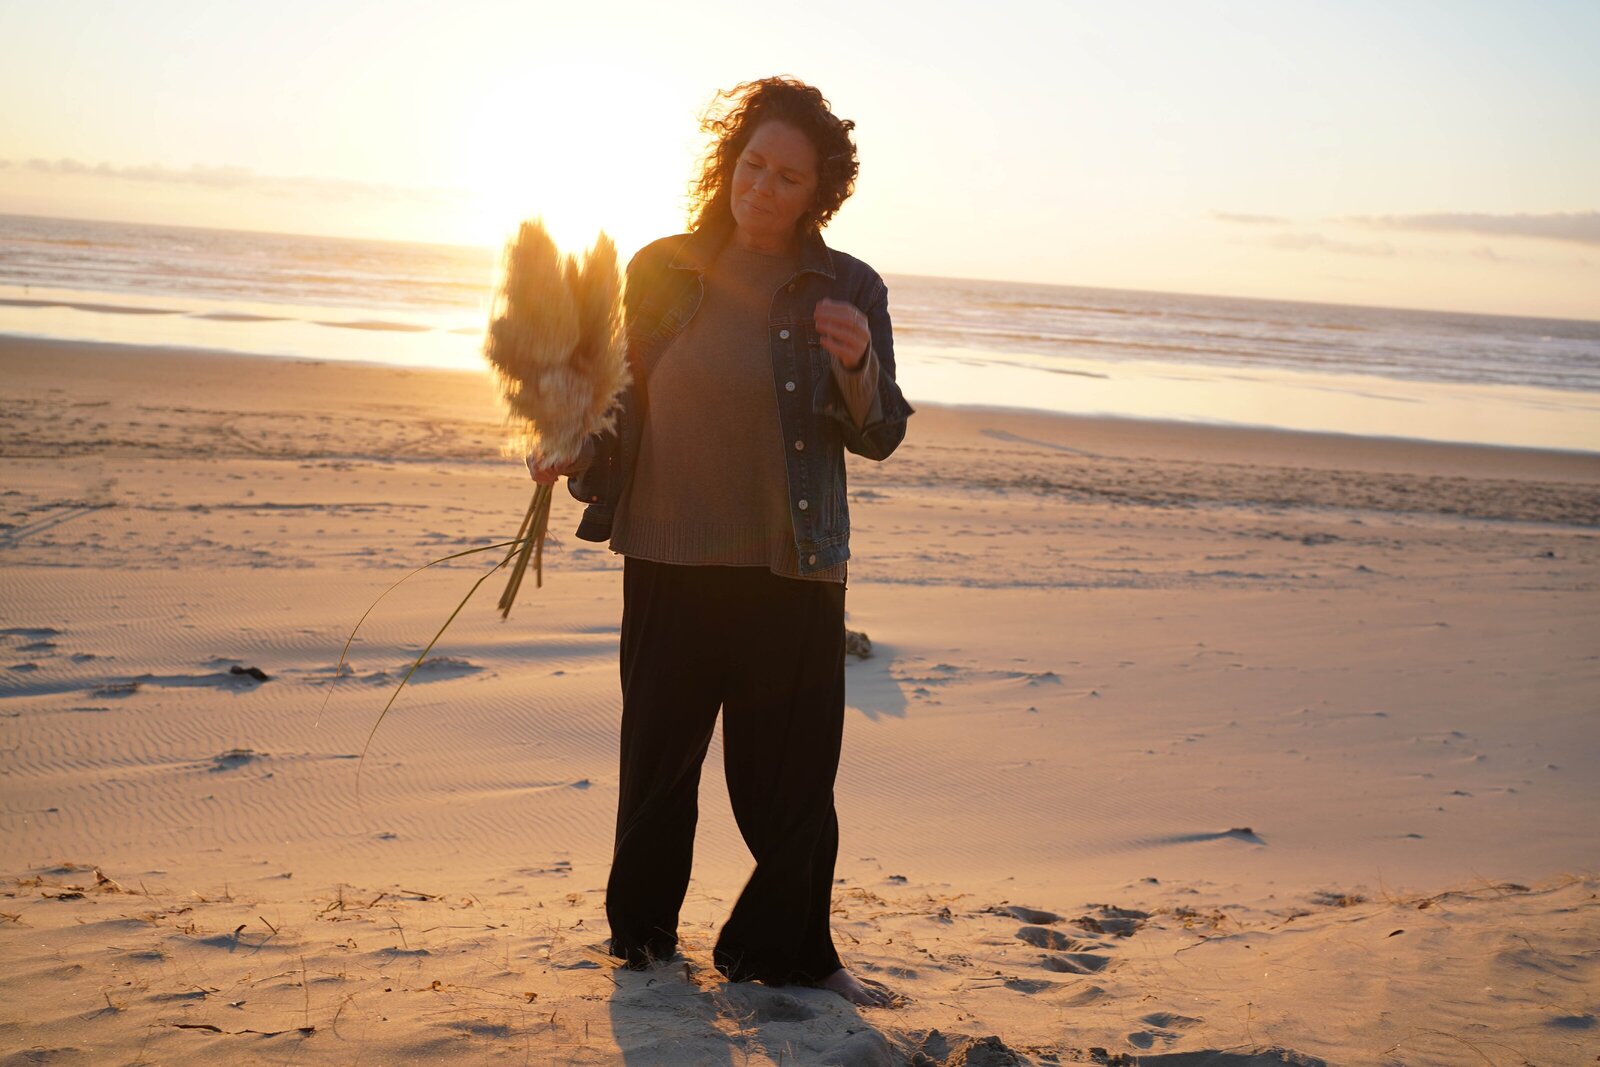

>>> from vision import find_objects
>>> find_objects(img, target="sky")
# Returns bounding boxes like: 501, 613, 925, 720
1, 0, 1597, 320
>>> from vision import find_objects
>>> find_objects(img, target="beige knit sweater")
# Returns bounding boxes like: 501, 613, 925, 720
610, 242, 879, 582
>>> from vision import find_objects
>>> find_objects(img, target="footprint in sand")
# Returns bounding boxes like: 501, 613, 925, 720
1015, 925, 1096, 952
1074, 904, 1151, 937
1062, 984, 1108, 1007
1003, 977, 1057, 993
1127, 1010, 1202, 1049
1041, 952, 1114, 974
998, 904, 1062, 924
720, 986, 819, 1023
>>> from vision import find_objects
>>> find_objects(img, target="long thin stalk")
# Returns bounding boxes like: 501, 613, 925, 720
497, 482, 552, 617
355, 542, 521, 806
314, 538, 522, 727
496, 490, 540, 616
531, 483, 553, 589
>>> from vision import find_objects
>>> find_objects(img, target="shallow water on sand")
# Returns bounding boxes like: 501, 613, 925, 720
4, 213, 1598, 451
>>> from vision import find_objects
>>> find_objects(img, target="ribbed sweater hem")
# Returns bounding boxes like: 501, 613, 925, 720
610, 517, 846, 584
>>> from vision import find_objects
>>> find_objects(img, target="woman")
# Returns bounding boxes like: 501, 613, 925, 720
531, 76, 913, 1007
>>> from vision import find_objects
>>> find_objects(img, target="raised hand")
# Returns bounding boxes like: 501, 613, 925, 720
814, 297, 870, 370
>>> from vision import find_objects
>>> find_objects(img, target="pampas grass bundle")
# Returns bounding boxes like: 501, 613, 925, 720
325, 220, 629, 798
484, 220, 630, 616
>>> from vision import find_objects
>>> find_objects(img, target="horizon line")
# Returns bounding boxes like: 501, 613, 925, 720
1, 209, 1596, 328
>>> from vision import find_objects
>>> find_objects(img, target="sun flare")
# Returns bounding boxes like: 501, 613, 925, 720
453, 66, 689, 257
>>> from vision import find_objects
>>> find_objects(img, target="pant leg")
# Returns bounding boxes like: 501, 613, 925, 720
605, 557, 726, 966
712, 569, 847, 985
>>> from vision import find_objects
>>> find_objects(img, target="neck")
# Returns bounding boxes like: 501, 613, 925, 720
733, 225, 796, 257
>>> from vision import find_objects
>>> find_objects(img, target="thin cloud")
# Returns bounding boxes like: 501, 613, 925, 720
4, 157, 466, 205
1262, 231, 1396, 257
1345, 210, 1600, 247
1210, 210, 1290, 226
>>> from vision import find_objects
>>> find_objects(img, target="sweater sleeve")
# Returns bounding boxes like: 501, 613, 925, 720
828, 343, 882, 429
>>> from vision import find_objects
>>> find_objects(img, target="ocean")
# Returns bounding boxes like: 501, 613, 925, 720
3, 213, 1597, 452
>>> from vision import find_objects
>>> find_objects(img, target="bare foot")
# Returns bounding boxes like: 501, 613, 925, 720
819, 967, 896, 1007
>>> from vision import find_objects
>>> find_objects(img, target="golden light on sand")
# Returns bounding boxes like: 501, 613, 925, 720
3, 339, 1598, 1065
454, 65, 687, 254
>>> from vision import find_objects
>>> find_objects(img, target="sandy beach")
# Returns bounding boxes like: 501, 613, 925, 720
3, 336, 1597, 1066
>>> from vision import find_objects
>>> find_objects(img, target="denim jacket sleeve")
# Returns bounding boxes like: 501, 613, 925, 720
815, 272, 913, 462
565, 392, 625, 509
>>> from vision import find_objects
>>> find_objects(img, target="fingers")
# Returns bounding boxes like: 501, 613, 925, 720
814, 298, 867, 334
524, 454, 565, 485
813, 300, 870, 367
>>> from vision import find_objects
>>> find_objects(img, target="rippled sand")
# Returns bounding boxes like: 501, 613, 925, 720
3, 337, 1597, 1065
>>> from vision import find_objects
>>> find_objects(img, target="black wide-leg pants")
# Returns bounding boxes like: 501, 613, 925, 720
605, 557, 846, 986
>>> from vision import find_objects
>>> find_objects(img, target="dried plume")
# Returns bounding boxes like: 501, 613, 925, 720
568, 233, 629, 440
483, 219, 626, 465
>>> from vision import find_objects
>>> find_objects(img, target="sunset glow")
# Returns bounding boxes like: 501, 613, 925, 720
1, 0, 1595, 318
450, 62, 689, 255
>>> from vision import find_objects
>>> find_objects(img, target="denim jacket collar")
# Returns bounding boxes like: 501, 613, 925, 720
668, 214, 837, 281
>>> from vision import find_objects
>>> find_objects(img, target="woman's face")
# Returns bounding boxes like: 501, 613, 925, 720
730, 120, 820, 241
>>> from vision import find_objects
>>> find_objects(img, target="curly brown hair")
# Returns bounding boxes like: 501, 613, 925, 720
689, 76, 860, 234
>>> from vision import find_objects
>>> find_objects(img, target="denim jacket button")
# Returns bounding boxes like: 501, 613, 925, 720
808, 554, 817, 565
785, 381, 796, 392
797, 499, 809, 511
779, 329, 790, 340
793, 439, 804, 451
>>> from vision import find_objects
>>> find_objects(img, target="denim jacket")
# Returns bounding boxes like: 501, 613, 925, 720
568, 218, 914, 575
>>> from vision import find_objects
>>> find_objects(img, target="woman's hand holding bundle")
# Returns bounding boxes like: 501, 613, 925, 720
525, 440, 592, 485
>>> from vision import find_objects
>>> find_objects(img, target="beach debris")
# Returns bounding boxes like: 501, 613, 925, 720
170, 1022, 315, 1037
210, 748, 267, 770
845, 628, 873, 658
1169, 905, 1232, 931
408, 655, 483, 679
228, 665, 270, 681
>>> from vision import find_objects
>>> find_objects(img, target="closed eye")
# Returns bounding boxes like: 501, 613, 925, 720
743, 155, 806, 185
